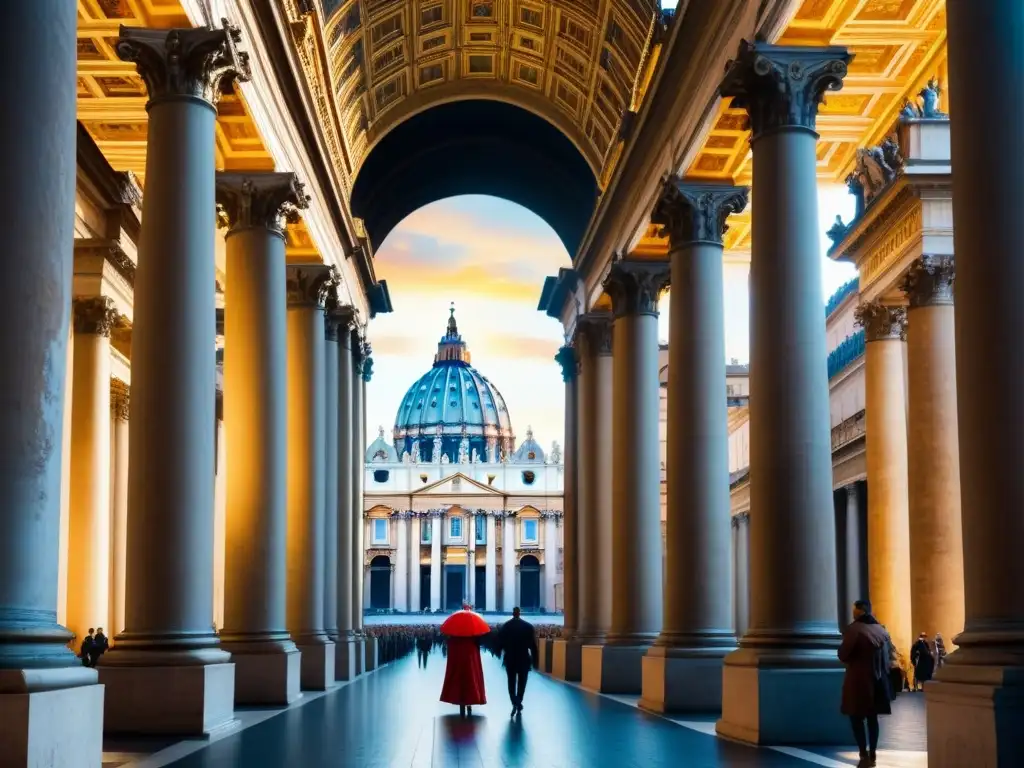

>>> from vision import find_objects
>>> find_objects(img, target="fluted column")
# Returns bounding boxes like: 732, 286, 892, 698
928, 5, 1024, 763
110, 381, 130, 638
733, 513, 750, 638
101, 23, 249, 736
396, 515, 410, 612
641, 181, 747, 713
718, 41, 851, 745
430, 516, 442, 610
855, 302, 912, 656
903, 258, 964, 648
485, 515, 497, 610
0, 3, 102, 763
67, 297, 118, 653
334, 312, 358, 680
351, 339, 367, 671
286, 264, 336, 690
217, 173, 305, 704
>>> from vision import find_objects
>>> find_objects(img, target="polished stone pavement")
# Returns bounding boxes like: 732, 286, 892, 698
130, 652, 813, 768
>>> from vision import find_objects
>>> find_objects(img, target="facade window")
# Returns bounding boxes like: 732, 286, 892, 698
372, 518, 388, 544
450, 516, 462, 540
522, 518, 538, 544
422, 523, 431, 544
475, 515, 486, 544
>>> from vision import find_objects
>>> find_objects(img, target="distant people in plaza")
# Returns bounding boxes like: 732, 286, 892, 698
933, 633, 948, 670
910, 632, 935, 691
839, 600, 894, 768
439, 604, 487, 717
79, 628, 96, 667
91, 627, 109, 666
497, 607, 538, 718
417, 634, 432, 668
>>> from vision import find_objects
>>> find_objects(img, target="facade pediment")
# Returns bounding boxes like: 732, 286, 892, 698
412, 471, 504, 496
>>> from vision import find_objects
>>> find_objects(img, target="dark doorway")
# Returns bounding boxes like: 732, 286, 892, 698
475, 565, 487, 611
420, 565, 431, 611
445, 566, 465, 611
519, 555, 541, 612
370, 555, 391, 611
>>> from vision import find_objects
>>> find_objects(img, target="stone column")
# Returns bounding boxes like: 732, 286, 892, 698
409, 516, 422, 612
641, 181, 747, 713
466, 516, 476, 607
351, 341, 367, 671
323, 312, 340, 643
285, 264, 336, 690
0, 4, 102, 762
844, 485, 866, 621
733, 513, 750, 638
217, 173, 306, 704
67, 297, 118, 653
503, 515, 517, 611
110, 380, 130, 637
717, 41, 852, 745
927, 5, 1024, 763
903, 257, 965, 651
485, 515, 497, 611
101, 23, 249, 736
333, 311, 358, 680
585, 261, 667, 695
395, 515, 409, 612
855, 302, 913, 656
213, 403, 226, 632
553, 345, 581, 680
430, 516, 442, 610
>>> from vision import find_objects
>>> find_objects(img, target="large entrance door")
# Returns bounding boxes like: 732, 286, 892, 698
420, 565, 431, 611
519, 555, 540, 611
369, 556, 391, 611
475, 566, 487, 611
445, 566, 465, 610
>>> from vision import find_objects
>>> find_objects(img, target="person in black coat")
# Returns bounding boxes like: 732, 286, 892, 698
497, 607, 538, 717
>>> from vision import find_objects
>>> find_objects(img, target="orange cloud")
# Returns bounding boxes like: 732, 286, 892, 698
379, 258, 545, 304
476, 333, 561, 362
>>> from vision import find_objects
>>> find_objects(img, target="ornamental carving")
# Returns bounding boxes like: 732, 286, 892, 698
854, 302, 907, 342
116, 20, 251, 108
74, 240, 136, 288
330, 307, 357, 346
113, 171, 142, 207
110, 379, 130, 421
215, 172, 309, 236
731, 511, 750, 527
285, 264, 337, 308
364, 549, 393, 566
72, 296, 119, 337
902, 255, 954, 308
603, 260, 670, 318
362, 355, 374, 383
652, 179, 749, 247
554, 345, 577, 383
580, 314, 614, 356
720, 40, 851, 139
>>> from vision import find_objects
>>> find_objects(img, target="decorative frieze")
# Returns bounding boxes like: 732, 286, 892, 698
855, 301, 907, 342
72, 296, 119, 336
110, 379, 130, 421
652, 179, 749, 247
602, 259, 670, 318
115, 20, 251, 107
285, 264, 337, 308
903, 255, 955, 308
215, 172, 309, 236
720, 40, 851, 139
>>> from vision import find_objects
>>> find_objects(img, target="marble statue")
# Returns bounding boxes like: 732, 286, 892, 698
853, 141, 900, 205
880, 135, 904, 173
827, 215, 847, 247
845, 171, 866, 217
900, 97, 921, 120
458, 437, 470, 464
440, 453, 450, 465
550, 441, 562, 464
919, 78, 947, 118
432, 434, 442, 464
410, 440, 419, 463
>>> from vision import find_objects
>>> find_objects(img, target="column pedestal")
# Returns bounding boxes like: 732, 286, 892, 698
551, 639, 583, 681
364, 637, 378, 672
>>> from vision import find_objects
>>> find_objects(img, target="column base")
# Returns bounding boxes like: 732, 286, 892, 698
925, 664, 1024, 767
537, 638, 552, 673
716, 648, 846, 745
296, 640, 335, 691
552, 639, 582, 681
639, 646, 732, 713
99, 662, 235, 736
334, 638, 358, 681
353, 638, 365, 675
0, 681, 103, 768
581, 643, 648, 694
364, 638, 378, 672
226, 645, 301, 706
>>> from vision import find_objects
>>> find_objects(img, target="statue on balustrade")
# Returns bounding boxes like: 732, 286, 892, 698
827, 215, 848, 248
853, 135, 903, 206
899, 77, 948, 120
432, 433, 443, 464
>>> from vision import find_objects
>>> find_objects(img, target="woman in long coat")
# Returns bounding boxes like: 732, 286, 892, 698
839, 600, 893, 768
440, 607, 487, 716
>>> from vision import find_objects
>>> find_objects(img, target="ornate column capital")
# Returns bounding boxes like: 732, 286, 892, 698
902, 255, 954, 308
720, 40, 851, 139
215, 172, 309, 236
72, 296, 119, 336
554, 345, 577, 382
330, 307, 358, 346
111, 379, 130, 422
579, 313, 614, 356
286, 264, 338, 309
602, 260, 670, 318
362, 355, 374, 383
116, 20, 251, 108
854, 301, 907, 342
652, 179, 749, 248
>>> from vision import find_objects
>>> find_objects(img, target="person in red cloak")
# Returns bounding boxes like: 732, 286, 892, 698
440, 604, 487, 716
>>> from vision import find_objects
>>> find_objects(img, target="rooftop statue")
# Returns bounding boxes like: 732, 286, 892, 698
853, 136, 902, 206
550, 441, 562, 465
845, 171, 866, 218
919, 78, 947, 119
827, 215, 847, 248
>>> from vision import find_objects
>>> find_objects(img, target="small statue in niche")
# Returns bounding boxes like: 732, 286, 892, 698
919, 78, 947, 119
458, 437, 470, 464
826, 215, 847, 247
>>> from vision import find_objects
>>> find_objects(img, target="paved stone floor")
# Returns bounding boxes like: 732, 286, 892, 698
107, 652, 928, 768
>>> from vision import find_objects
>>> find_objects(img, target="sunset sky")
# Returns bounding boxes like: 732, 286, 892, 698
363, 190, 857, 454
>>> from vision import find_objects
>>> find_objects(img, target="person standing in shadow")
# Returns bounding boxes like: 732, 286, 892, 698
497, 607, 537, 717
839, 600, 894, 768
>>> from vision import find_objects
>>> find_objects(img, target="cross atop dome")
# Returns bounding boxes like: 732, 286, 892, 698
446, 301, 458, 338
435, 302, 471, 364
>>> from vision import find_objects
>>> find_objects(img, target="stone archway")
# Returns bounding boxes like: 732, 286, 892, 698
519, 554, 541, 612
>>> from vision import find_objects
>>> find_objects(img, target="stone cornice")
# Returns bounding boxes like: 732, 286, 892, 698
854, 301, 907, 342
75, 124, 143, 242
603, 259, 670, 318
652, 179, 749, 248
74, 239, 136, 289
903, 255, 954, 308
215, 172, 309, 236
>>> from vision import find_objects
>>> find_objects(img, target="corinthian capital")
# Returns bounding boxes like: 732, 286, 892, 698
854, 301, 906, 342
554, 345, 578, 382
602, 260, 670, 318
720, 40, 851, 138
652, 179, 749, 247
73, 296, 119, 337
115, 19, 251, 107
580, 314, 614, 356
215, 172, 309, 236
902, 255, 955, 308
286, 264, 338, 308
110, 379, 130, 421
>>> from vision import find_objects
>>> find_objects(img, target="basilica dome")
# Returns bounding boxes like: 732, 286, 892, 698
393, 305, 515, 463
